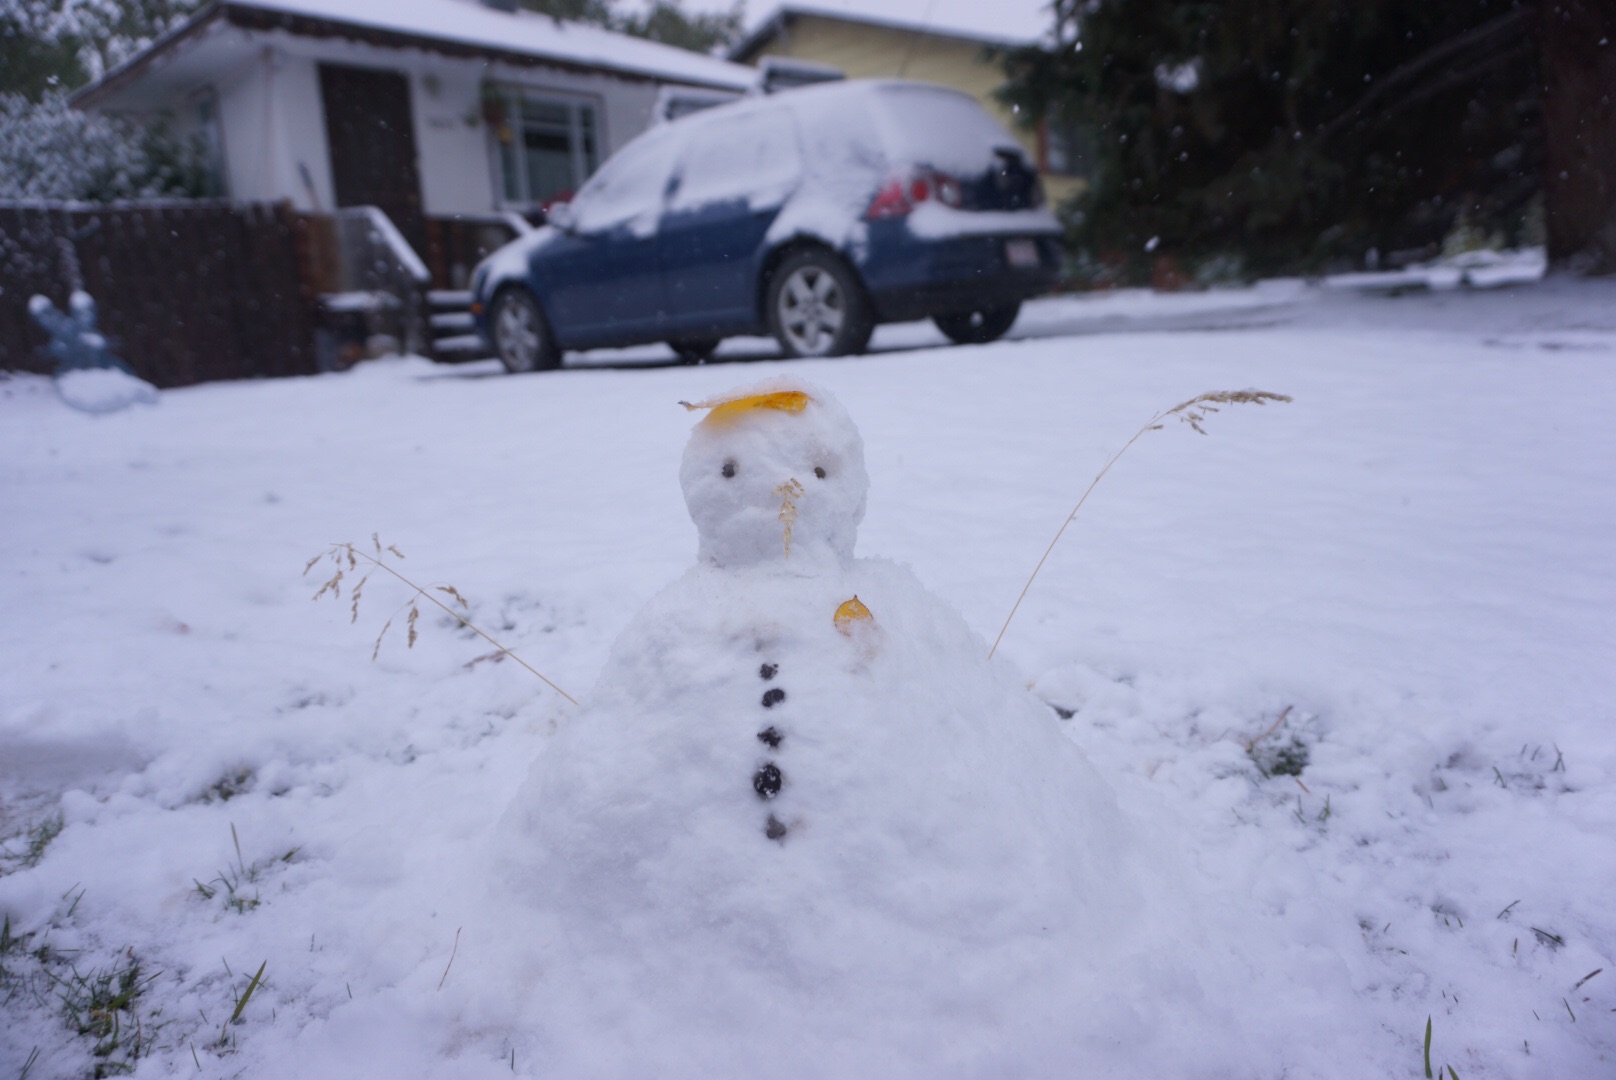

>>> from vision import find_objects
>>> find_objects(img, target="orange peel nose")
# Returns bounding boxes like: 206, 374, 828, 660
678, 390, 811, 425
834, 596, 872, 634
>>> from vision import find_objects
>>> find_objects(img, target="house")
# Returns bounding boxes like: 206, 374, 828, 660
730, 2, 1086, 207
71, 0, 758, 264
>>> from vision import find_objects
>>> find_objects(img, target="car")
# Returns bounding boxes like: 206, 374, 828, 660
470, 79, 1063, 372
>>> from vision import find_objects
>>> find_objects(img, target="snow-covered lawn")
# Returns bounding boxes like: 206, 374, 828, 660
2, 278, 1613, 1078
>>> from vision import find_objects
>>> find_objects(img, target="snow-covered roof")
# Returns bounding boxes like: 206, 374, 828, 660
731, 0, 1052, 60
76, 0, 756, 110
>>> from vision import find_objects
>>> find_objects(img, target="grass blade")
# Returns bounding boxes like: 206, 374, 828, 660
229, 961, 267, 1025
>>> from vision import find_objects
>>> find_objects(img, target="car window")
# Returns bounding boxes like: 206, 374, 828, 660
569, 126, 680, 235
870, 85, 1023, 175
668, 108, 802, 211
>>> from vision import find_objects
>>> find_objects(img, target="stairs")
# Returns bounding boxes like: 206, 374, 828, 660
428, 290, 489, 362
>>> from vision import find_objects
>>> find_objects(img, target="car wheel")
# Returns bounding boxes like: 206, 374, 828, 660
767, 249, 874, 359
933, 303, 1020, 345
668, 337, 721, 365
491, 288, 558, 374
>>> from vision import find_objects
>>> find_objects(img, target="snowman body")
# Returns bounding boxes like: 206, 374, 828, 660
497, 380, 1142, 1069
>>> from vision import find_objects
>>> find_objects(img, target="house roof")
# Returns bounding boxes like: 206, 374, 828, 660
730, 1, 1050, 63
74, 0, 757, 110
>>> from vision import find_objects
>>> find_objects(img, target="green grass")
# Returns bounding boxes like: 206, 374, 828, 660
0, 813, 66, 876
193, 824, 299, 915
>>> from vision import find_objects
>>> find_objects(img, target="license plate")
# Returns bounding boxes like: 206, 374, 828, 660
1005, 239, 1040, 268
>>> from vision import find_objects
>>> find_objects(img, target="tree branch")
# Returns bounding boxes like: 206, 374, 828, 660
1317, 7, 1532, 145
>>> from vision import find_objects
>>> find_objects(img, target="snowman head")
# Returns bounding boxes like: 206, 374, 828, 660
679, 379, 868, 571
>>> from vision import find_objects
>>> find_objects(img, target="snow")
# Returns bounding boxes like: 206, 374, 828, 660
320, 290, 400, 313
568, 122, 682, 236
734, 0, 1052, 49
224, 0, 757, 90
676, 380, 868, 570
2, 276, 1615, 1078
870, 81, 1028, 174
1324, 248, 1549, 294
906, 203, 1061, 238
357, 208, 430, 284
665, 107, 801, 214
498, 382, 1142, 1071
52, 365, 159, 414
489, 80, 1048, 275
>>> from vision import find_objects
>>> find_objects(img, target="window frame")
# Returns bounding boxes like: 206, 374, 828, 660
485, 83, 606, 210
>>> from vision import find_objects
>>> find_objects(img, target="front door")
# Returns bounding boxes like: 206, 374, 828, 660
319, 64, 427, 255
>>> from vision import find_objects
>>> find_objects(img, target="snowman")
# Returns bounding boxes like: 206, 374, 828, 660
495, 377, 1150, 1071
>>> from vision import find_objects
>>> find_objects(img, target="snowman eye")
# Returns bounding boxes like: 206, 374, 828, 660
813, 466, 827, 479
721, 460, 736, 479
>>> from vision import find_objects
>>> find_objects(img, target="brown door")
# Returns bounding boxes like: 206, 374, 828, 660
318, 63, 428, 255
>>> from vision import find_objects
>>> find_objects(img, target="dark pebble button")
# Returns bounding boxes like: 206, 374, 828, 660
757, 726, 782, 748
765, 815, 788, 840
759, 663, 778, 681
753, 762, 782, 799
761, 687, 786, 708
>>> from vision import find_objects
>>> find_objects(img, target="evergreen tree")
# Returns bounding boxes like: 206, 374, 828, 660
618, 0, 743, 55
520, 0, 744, 54
518, 0, 617, 27
1539, 0, 1616, 275
0, 0, 86, 99
0, 0, 204, 96
1003, 1, 1542, 281
74, 0, 204, 76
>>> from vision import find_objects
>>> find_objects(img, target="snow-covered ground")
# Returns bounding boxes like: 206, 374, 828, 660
2, 276, 1614, 1078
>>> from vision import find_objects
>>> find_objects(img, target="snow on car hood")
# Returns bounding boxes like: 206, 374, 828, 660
477, 226, 557, 292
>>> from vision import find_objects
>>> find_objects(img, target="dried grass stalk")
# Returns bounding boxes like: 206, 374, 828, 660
988, 389, 1292, 660
776, 479, 805, 558
305, 539, 577, 706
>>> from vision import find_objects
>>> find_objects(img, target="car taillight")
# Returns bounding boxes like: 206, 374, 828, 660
866, 179, 913, 220
866, 170, 964, 219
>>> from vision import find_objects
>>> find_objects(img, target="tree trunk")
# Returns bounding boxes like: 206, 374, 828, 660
1541, 1, 1616, 274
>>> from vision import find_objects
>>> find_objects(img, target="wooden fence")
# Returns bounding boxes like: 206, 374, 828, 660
425, 213, 530, 292
0, 201, 525, 388
0, 201, 318, 388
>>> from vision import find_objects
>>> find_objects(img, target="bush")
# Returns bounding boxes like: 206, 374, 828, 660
0, 91, 216, 202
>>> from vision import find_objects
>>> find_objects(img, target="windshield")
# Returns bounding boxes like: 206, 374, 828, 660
568, 125, 680, 234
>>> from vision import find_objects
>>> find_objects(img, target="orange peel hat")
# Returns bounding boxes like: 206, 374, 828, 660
679, 389, 811, 426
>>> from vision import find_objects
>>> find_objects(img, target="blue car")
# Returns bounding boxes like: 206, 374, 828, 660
471, 79, 1063, 371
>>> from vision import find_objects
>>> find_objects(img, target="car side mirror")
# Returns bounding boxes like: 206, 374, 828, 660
547, 202, 577, 233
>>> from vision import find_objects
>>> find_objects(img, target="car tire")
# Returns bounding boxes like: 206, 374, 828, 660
933, 303, 1020, 345
767, 249, 874, 359
490, 288, 559, 374
668, 338, 721, 365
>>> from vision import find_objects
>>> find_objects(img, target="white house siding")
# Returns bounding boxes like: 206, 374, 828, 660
73, 4, 756, 226
138, 42, 330, 209
203, 38, 671, 217
212, 47, 334, 210
211, 59, 268, 202
410, 61, 494, 216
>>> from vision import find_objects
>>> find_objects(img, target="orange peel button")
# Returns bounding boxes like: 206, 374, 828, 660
679, 390, 811, 426
834, 596, 872, 635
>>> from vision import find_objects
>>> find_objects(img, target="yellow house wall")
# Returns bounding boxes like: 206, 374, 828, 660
749, 15, 1083, 205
